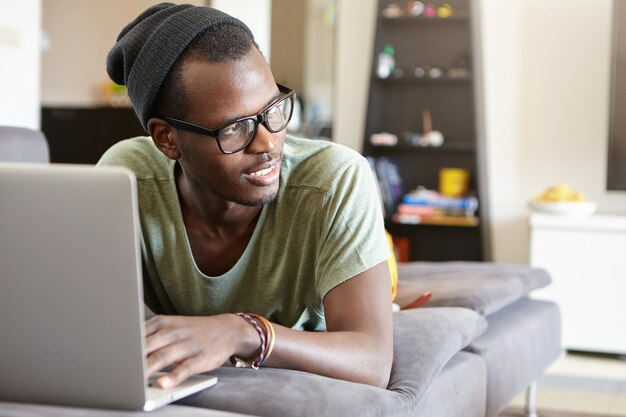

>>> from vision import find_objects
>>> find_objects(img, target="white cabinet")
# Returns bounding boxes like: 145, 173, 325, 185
529, 213, 626, 355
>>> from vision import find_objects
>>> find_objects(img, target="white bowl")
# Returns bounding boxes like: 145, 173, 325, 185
529, 201, 597, 216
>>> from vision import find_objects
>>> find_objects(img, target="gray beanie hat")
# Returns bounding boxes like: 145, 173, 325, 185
106, 2, 254, 130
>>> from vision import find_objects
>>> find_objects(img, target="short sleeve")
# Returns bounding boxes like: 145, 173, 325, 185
315, 156, 390, 298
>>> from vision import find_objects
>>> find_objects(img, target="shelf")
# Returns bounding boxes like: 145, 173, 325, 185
380, 13, 470, 23
375, 75, 473, 84
368, 143, 476, 153
390, 214, 480, 228
368, 0, 483, 261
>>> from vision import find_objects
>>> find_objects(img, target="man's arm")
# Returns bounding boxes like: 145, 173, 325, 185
266, 260, 393, 387
144, 260, 393, 388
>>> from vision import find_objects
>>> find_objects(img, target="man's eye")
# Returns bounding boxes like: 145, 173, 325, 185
267, 106, 283, 124
221, 122, 246, 138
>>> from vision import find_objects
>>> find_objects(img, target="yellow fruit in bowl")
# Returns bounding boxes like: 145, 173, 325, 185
535, 184, 587, 202
530, 184, 596, 216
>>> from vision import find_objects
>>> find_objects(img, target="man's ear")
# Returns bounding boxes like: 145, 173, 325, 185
147, 117, 181, 160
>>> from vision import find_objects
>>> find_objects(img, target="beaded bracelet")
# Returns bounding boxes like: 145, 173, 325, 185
230, 312, 275, 369
248, 313, 275, 367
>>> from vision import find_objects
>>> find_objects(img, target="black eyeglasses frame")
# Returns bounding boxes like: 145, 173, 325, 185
162, 84, 296, 155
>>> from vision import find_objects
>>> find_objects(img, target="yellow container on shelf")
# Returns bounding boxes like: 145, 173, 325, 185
439, 167, 469, 197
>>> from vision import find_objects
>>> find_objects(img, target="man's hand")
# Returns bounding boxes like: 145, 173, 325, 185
145, 313, 257, 388
145, 262, 393, 389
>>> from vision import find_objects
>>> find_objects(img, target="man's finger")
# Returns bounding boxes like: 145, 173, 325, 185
146, 342, 192, 376
144, 318, 181, 356
144, 315, 167, 336
157, 357, 200, 388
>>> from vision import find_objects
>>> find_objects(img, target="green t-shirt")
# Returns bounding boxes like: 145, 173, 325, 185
98, 136, 388, 330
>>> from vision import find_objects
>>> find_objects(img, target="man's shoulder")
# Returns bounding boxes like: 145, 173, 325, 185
284, 135, 361, 161
97, 136, 172, 180
283, 136, 367, 190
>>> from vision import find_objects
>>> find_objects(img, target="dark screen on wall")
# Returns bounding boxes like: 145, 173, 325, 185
608, 0, 626, 190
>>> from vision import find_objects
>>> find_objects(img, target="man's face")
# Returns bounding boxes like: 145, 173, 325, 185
174, 49, 285, 207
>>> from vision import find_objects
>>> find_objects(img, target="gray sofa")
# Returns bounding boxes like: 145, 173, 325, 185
0, 126, 562, 417
0, 262, 561, 417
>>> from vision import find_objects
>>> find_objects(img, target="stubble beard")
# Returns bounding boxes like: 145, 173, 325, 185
231, 188, 279, 207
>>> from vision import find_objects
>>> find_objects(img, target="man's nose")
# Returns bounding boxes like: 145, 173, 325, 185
247, 123, 279, 154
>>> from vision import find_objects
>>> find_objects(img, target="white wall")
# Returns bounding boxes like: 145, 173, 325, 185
302, 0, 335, 129
0, 0, 41, 128
481, 0, 626, 263
211, 0, 272, 61
41, 0, 204, 106
334, 0, 377, 151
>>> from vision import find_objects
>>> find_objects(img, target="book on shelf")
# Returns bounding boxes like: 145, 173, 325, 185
393, 187, 479, 227
392, 212, 480, 227
366, 156, 404, 217
401, 187, 478, 215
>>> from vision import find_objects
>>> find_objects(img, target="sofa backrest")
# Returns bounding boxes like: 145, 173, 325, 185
0, 126, 49, 163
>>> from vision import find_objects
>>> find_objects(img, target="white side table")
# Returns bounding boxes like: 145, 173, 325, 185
529, 213, 626, 355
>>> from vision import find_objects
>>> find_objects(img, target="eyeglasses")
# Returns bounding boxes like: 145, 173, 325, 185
163, 84, 296, 154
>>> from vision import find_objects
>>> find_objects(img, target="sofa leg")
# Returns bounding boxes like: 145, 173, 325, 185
524, 381, 538, 417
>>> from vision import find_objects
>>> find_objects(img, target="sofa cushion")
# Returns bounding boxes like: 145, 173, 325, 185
465, 298, 562, 417
396, 262, 551, 316
0, 126, 49, 163
176, 307, 487, 417
413, 351, 486, 417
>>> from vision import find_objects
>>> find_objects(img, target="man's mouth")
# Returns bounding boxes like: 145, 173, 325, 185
244, 162, 280, 186
249, 166, 274, 177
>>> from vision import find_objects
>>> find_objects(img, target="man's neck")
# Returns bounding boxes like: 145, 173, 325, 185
175, 165, 263, 276
175, 164, 262, 235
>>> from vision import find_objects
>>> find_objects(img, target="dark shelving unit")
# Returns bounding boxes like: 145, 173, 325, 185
365, 0, 486, 262
42, 107, 145, 164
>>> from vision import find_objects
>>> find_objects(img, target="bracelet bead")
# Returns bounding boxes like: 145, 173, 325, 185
230, 312, 274, 369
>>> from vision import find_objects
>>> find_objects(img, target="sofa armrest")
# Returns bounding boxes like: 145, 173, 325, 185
176, 308, 487, 417
396, 262, 552, 316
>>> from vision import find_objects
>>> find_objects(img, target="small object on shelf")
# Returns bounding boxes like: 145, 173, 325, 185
400, 131, 422, 146
447, 67, 471, 79
97, 81, 132, 107
421, 109, 444, 147
370, 132, 399, 146
448, 53, 472, 79
423, 3, 437, 18
418, 133, 431, 147
439, 167, 470, 197
428, 66, 444, 79
376, 43, 396, 79
382, 3, 404, 18
406, 0, 425, 16
393, 212, 422, 224
414, 66, 426, 78
437, 3, 454, 18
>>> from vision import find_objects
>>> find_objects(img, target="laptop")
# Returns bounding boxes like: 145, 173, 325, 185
0, 162, 217, 411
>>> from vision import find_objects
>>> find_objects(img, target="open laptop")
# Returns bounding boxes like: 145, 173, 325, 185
0, 162, 217, 411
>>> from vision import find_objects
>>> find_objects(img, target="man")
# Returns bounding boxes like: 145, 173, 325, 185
99, 3, 392, 390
